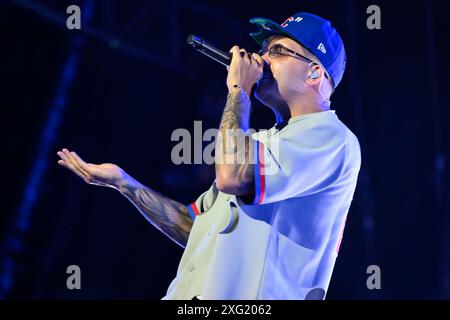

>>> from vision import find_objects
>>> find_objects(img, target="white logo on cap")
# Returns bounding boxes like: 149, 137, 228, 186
281, 16, 303, 28
318, 43, 327, 54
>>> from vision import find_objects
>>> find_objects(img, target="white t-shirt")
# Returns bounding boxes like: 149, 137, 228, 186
162, 110, 361, 300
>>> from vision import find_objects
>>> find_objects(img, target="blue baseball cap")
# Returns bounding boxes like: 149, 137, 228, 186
249, 12, 347, 88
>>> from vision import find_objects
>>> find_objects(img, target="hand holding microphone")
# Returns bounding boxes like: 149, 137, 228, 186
187, 34, 272, 96
226, 46, 264, 97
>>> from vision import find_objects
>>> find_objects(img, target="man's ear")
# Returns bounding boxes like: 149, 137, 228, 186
306, 63, 324, 85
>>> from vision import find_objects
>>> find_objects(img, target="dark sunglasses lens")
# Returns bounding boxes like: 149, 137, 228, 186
270, 44, 284, 56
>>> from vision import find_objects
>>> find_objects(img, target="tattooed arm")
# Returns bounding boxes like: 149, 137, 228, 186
117, 175, 193, 248
57, 148, 192, 248
215, 45, 264, 196
215, 88, 255, 196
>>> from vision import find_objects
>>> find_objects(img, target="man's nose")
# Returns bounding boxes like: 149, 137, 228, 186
260, 55, 273, 78
261, 53, 272, 69
261, 52, 270, 64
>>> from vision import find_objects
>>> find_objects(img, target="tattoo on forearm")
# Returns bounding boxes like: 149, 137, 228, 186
216, 89, 255, 194
121, 182, 193, 248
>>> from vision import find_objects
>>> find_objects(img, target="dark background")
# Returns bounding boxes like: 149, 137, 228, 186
1, 0, 449, 299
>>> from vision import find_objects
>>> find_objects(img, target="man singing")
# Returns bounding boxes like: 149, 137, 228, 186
57, 12, 361, 300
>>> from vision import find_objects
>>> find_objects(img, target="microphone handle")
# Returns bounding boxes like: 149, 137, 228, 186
186, 34, 273, 82
187, 34, 231, 67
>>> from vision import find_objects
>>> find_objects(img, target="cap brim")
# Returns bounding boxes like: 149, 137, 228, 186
249, 17, 298, 46
250, 17, 315, 56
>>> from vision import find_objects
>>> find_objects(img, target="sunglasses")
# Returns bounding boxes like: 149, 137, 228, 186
258, 43, 330, 81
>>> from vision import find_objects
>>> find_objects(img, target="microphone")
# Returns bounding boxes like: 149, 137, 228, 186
186, 34, 231, 67
186, 34, 272, 81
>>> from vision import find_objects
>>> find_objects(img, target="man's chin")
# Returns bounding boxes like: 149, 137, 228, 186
255, 83, 279, 107
255, 82, 273, 102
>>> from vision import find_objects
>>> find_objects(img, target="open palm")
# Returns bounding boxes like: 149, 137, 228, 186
57, 148, 125, 189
